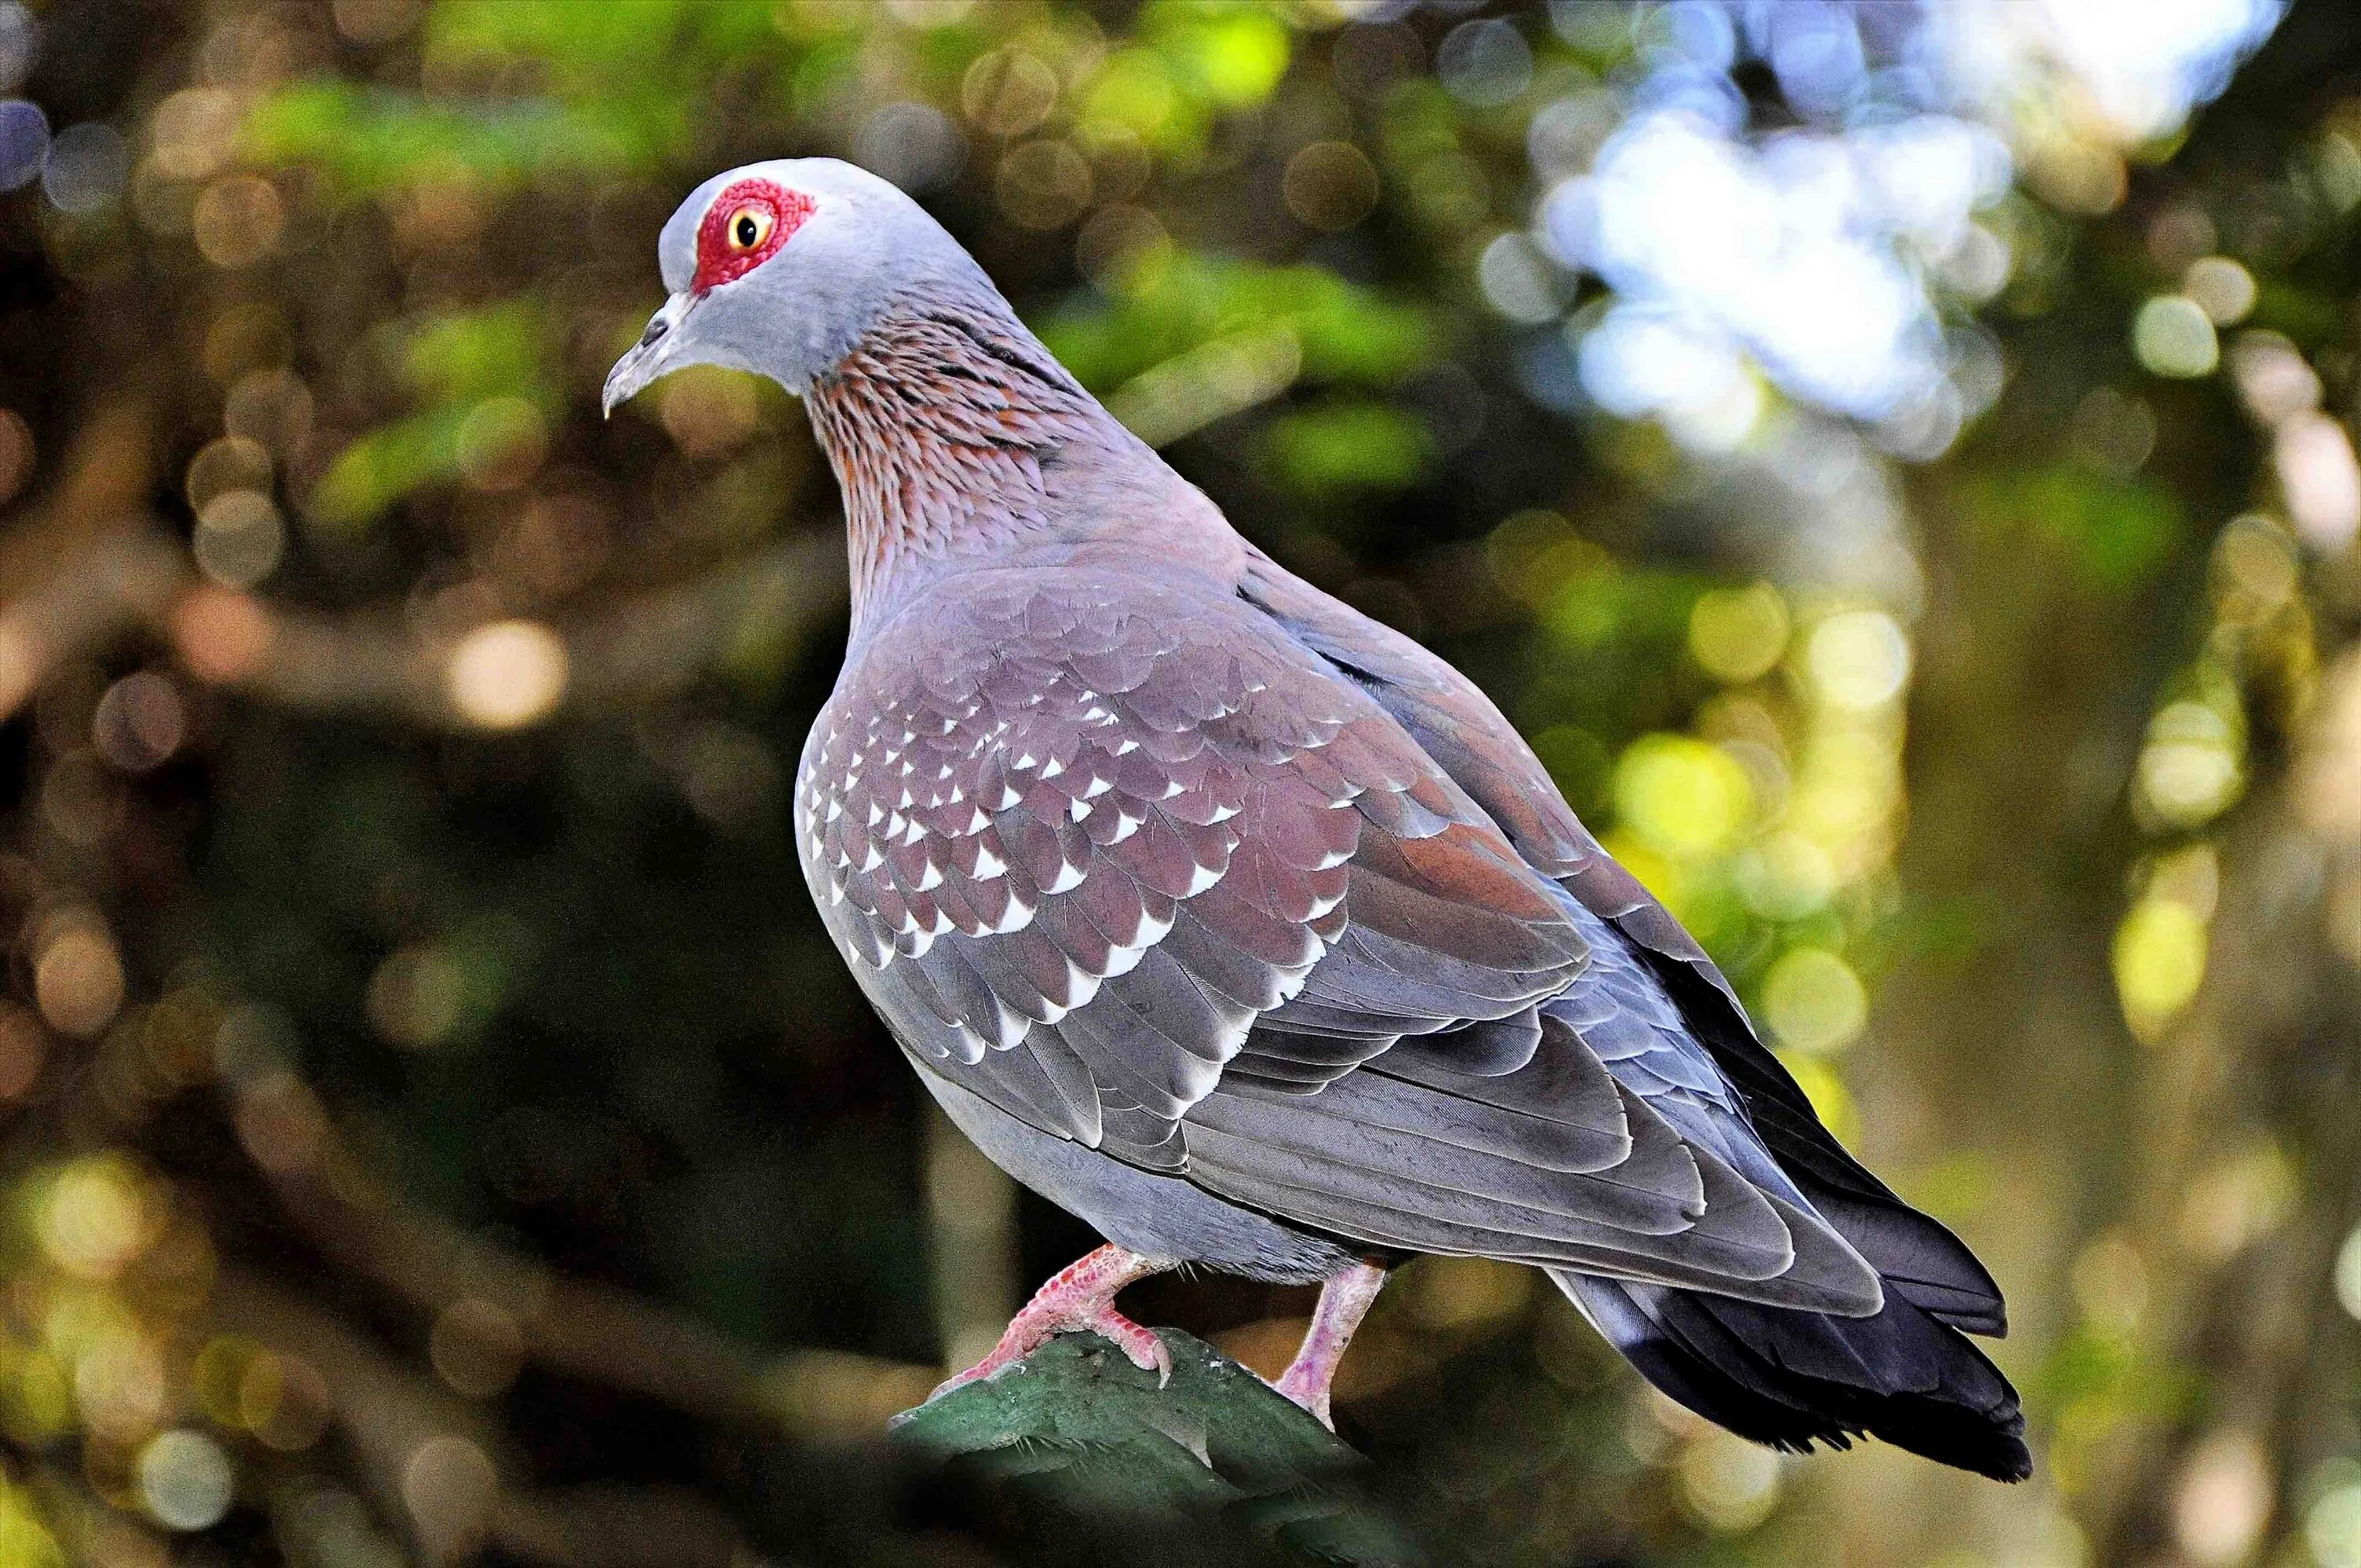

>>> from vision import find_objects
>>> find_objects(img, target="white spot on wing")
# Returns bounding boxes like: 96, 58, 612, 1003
988, 994, 1031, 1050
1059, 958, 1103, 1013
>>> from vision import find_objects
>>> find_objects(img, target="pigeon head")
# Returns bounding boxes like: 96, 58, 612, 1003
602, 157, 985, 412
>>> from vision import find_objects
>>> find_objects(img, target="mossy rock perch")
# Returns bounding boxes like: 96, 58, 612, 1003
889, 1329, 1423, 1565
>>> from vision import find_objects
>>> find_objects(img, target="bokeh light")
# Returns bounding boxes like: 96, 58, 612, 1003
2312, 1475, 2361, 1568
0, 98, 42, 190
2134, 294, 2221, 378
34, 925, 125, 1039
40, 121, 124, 212
192, 489, 285, 588
92, 672, 187, 773
1435, 17, 1532, 109
1676, 1428, 1781, 1532
2114, 895, 2210, 1041
2182, 256, 2256, 324
2136, 699, 2245, 828
2335, 1227, 2361, 1323
0, 2, 33, 94
1283, 140, 1379, 231
2275, 411, 2361, 553
1805, 610, 1911, 712
137, 1430, 234, 1533
401, 1433, 497, 1560
40, 1157, 148, 1281
1613, 735, 1753, 859
429, 1297, 523, 1399
364, 943, 465, 1049
1760, 947, 1868, 1054
445, 619, 566, 729
1687, 583, 1790, 684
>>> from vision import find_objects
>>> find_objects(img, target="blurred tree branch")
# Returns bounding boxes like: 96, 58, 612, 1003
189, 529, 846, 724
0, 513, 844, 726
234, 1072, 933, 1441
216, 1271, 751, 1567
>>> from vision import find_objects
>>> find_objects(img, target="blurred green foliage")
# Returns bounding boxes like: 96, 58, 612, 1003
0, 0, 2357, 1565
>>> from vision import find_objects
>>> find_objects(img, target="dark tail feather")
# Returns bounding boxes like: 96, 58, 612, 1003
1554, 1271, 2031, 1481
1788, 1175, 2009, 1336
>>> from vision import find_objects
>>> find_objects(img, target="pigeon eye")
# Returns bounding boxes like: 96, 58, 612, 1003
727, 206, 773, 252
689, 179, 813, 293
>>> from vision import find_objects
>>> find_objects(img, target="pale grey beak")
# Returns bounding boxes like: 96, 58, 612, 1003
602, 293, 697, 417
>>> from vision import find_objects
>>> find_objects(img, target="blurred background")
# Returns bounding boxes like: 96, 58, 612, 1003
0, 0, 2356, 1562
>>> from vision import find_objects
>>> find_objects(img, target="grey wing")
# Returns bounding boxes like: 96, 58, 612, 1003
797, 568, 1581, 1158
1184, 887, 1883, 1314
799, 567, 1880, 1312
1236, 551, 2002, 1331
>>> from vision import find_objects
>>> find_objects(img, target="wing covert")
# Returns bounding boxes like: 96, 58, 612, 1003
796, 569, 1588, 1168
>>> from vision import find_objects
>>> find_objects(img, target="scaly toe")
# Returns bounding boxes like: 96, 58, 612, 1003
928, 1315, 1055, 1400
926, 1358, 1004, 1401
1088, 1312, 1172, 1386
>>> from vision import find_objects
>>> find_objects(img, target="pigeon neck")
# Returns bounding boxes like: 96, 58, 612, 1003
805, 287, 1180, 636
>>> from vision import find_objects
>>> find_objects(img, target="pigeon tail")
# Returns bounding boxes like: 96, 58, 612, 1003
1554, 1271, 2031, 1481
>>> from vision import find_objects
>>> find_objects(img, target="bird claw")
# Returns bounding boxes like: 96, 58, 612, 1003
929, 1303, 1169, 1400
1098, 1313, 1172, 1387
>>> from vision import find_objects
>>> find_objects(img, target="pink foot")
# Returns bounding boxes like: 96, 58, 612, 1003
1273, 1261, 1387, 1429
931, 1244, 1173, 1400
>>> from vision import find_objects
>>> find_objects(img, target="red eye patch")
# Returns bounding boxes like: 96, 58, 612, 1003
692, 179, 815, 293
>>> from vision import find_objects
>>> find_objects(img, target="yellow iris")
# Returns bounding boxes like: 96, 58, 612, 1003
726, 205, 774, 251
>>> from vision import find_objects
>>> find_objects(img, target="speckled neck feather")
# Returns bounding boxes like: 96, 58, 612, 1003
804, 283, 1201, 636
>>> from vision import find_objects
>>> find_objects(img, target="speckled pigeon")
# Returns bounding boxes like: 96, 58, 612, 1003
605, 159, 2028, 1480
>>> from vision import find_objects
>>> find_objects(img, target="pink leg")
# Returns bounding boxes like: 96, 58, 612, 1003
931, 1243, 1175, 1399
1274, 1260, 1388, 1428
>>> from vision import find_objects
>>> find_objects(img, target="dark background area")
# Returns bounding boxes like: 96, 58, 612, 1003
0, 1, 2358, 1563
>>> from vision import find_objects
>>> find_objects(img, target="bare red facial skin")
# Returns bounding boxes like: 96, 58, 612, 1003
691, 179, 815, 293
